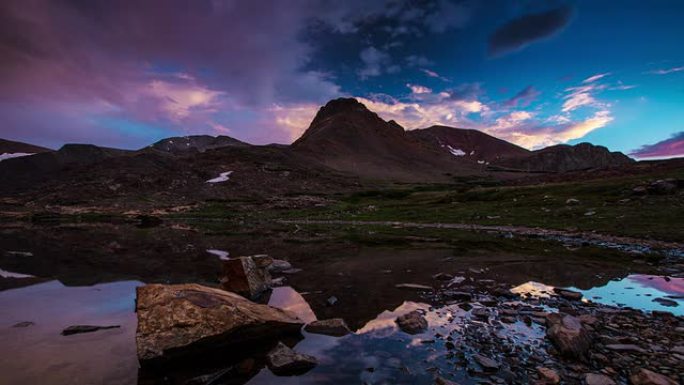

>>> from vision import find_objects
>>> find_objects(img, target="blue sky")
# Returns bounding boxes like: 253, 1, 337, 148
0, 0, 683, 157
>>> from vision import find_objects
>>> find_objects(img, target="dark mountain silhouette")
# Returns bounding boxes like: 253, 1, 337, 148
147, 135, 249, 154
408, 125, 531, 164
0, 138, 52, 154
494, 142, 634, 172
291, 98, 479, 181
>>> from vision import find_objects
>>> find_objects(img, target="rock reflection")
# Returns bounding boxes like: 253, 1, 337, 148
267, 287, 317, 323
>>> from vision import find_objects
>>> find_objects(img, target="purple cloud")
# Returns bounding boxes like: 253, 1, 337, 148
489, 6, 574, 56
503, 86, 541, 108
630, 132, 684, 159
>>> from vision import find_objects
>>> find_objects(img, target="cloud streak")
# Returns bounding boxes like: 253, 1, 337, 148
488, 5, 574, 56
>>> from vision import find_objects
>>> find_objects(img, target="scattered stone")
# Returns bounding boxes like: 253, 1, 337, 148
135, 283, 302, 363
61, 325, 120, 336
632, 186, 648, 195
566, 198, 580, 205
434, 376, 460, 385
304, 318, 351, 337
546, 313, 592, 358
396, 310, 428, 334
473, 354, 500, 372
554, 288, 583, 301
396, 283, 433, 291
629, 368, 678, 385
220, 256, 271, 299
5, 251, 33, 257
326, 296, 338, 306
471, 308, 489, 320
468, 268, 485, 274
432, 273, 453, 281
652, 297, 678, 307
537, 367, 560, 384
584, 211, 596, 216
268, 259, 293, 273
445, 291, 472, 301
583, 373, 616, 385
266, 342, 317, 376
271, 277, 286, 286
446, 276, 466, 287
280, 268, 303, 274
604, 344, 646, 353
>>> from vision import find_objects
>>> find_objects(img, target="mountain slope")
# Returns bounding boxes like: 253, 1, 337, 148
0, 138, 52, 162
408, 125, 531, 164
495, 142, 634, 172
147, 135, 249, 154
291, 98, 479, 181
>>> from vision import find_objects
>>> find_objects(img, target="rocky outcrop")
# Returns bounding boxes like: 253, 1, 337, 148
396, 310, 428, 334
135, 283, 303, 364
545, 313, 592, 358
265, 342, 317, 376
148, 135, 249, 154
219, 256, 272, 299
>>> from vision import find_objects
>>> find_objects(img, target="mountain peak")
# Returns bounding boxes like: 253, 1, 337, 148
315, 98, 369, 119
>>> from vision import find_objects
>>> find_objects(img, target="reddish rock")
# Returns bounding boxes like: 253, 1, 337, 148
629, 368, 678, 385
546, 313, 592, 358
396, 310, 428, 334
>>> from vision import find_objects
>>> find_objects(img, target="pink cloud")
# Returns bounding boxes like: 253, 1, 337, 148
630, 132, 684, 159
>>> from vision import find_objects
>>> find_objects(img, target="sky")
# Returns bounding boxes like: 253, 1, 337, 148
0, 0, 683, 159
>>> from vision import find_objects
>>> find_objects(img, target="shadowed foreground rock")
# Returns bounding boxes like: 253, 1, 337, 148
136, 283, 303, 364
546, 313, 592, 358
220, 256, 272, 299
304, 318, 351, 337
266, 342, 317, 376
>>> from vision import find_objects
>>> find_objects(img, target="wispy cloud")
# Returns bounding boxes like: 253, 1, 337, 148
503, 86, 540, 108
646, 66, 684, 75
583, 73, 611, 83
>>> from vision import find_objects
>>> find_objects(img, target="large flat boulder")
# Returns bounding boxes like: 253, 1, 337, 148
136, 283, 303, 364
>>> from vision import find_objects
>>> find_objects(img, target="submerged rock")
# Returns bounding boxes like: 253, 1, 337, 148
396, 310, 428, 334
268, 259, 293, 273
629, 368, 678, 385
265, 342, 317, 376
304, 318, 351, 337
220, 256, 271, 299
545, 313, 592, 358
61, 324, 120, 336
135, 283, 303, 364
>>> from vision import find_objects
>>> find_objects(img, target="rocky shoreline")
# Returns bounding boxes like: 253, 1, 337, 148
132, 255, 683, 385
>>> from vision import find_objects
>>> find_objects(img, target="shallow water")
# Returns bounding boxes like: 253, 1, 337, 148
0, 223, 681, 384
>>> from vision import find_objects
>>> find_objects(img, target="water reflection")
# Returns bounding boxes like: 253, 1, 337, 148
0, 280, 141, 385
267, 287, 317, 323
569, 274, 684, 315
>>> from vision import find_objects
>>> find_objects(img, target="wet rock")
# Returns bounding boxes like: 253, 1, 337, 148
252, 254, 273, 268
61, 324, 120, 336
435, 376, 460, 385
605, 344, 646, 353
268, 259, 293, 273
396, 310, 428, 334
220, 256, 271, 299
432, 273, 453, 281
447, 276, 466, 287
632, 186, 648, 195
584, 373, 616, 385
652, 297, 678, 307
271, 277, 286, 286
472, 308, 489, 320
135, 283, 303, 363
546, 313, 592, 358
474, 294, 498, 307
304, 318, 351, 337
280, 268, 302, 274
629, 368, 678, 385
266, 342, 317, 376
473, 354, 500, 372
554, 288, 583, 301
396, 283, 433, 291
537, 367, 560, 384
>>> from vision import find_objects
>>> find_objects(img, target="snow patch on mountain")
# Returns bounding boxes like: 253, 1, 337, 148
206, 171, 233, 183
0, 152, 34, 162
